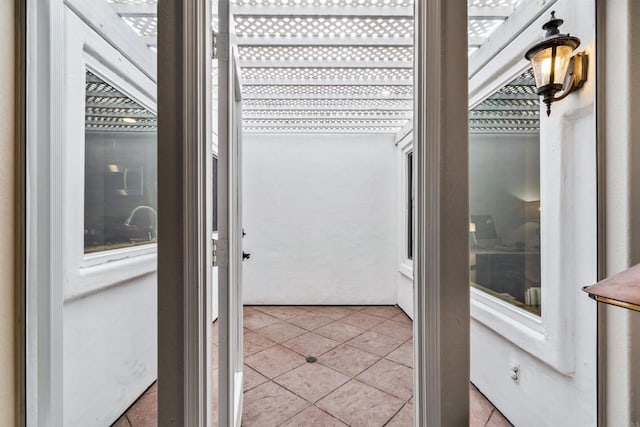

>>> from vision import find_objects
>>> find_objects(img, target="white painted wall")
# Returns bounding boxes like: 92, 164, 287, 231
0, 0, 15, 424
63, 276, 157, 426
242, 133, 398, 305
58, 9, 160, 426
468, 1, 597, 425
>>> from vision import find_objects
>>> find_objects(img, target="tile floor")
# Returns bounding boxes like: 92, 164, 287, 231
113, 305, 511, 427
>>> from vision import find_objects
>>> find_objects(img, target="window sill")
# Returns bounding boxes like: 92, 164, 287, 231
399, 261, 413, 280
66, 246, 157, 302
470, 286, 574, 376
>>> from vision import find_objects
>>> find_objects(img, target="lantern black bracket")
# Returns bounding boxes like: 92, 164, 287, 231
547, 51, 588, 108
525, 12, 588, 116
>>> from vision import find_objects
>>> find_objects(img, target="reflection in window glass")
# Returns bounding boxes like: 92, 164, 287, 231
84, 71, 158, 254
407, 151, 413, 260
469, 69, 541, 315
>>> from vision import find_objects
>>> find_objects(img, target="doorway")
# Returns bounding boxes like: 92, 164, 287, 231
22, 0, 471, 425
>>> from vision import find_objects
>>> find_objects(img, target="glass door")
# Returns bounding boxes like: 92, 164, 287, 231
217, 2, 244, 424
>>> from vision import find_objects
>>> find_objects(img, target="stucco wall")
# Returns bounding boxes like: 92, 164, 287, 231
469, 1, 598, 425
242, 133, 399, 305
0, 0, 15, 424
63, 276, 157, 426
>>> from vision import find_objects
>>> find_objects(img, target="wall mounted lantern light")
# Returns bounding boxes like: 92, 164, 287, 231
525, 12, 588, 116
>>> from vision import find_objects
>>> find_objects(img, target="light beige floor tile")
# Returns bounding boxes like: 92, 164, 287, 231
316, 380, 404, 427
125, 390, 157, 427
245, 345, 306, 379
356, 358, 413, 400
317, 344, 380, 377
243, 309, 281, 330
486, 410, 512, 427
243, 331, 277, 356
283, 332, 341, 357
243, 365, 269, 391
361, 305, 402, 319
370, 319, 413, 341
275, 362, 350, 402
385, 341, 413, 368
256, 321, 307, 344
346, 330, 405, 357
314, 321, 366, 343
340, 312, 386, 330
391, 312, 413, 326
470, 385, 495, 426
112, 416, 132, 427
250, 305, 309, 320
386, 402, 413, 427
288, 312, 335, 331
302, 306, 355, 320
241, 381, 309, 426
280, 406, 347, 427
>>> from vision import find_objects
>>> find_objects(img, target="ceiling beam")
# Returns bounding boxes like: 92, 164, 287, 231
231, 6, 413, 17
467, 36, 486, 47
232, 36, 413, 46
467, 6, 512, 19
469, 113, 539, 120
244, 119, 408, 126
242, 93, 413, 100
487, 93, 539, 101
85, 110, 156, 119
243, 104, 412, 111
240, 78, 413, 86
110, 3, 157, 17
238, 59, 413, 68
243, 128, 401, 134
471, 104, 539, 112
242, 112, 413, 120
470, 129, 539, 135
469, 123, 539, 130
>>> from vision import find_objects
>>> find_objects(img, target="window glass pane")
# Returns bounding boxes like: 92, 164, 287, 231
213, 156, 218, 232
84, 70, 158, 254
469, 69, 541, 315
407, 151, 413, 260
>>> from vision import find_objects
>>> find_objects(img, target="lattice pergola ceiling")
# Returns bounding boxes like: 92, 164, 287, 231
470, 68, 539, 134
85, 71, 157, 132
106, 0, 528, 133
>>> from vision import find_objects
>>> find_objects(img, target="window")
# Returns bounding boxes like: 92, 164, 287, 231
469, 69, 541, 315
213, 155, 218, 232
407, 151, 413, 260
84, 71, 158, 254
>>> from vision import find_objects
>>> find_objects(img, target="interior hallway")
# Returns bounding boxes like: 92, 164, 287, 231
114, 305, 510, 426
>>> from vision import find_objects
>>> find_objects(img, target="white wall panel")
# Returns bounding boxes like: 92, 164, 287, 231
242, 133, 398, 305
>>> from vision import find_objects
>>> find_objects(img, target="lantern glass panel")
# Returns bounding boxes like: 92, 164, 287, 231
530, 45, 573, 88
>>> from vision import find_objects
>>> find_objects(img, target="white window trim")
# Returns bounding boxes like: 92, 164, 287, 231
62, 8, 158, 301
398, 136, 414, 280
468, 3, 597, 376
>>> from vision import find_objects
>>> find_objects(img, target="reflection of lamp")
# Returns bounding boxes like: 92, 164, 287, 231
470, 222, 477, 246
124, 205, 158, 241
525, 12, 588, 116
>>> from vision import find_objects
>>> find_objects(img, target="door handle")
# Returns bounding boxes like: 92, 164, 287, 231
243, 251, 251, 261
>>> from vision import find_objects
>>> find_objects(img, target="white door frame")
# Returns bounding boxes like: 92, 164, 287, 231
157, 0, 212, 425
25, 0, 65, 425
23, 0, 470, 425
414, 1, 470, 425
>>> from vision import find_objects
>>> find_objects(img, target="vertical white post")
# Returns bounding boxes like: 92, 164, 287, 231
26, 0, 65, 425
157, 0, 212, 425
414, 1, 470, 425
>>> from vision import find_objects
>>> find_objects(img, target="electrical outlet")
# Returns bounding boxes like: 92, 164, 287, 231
510, 363, 520, 382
